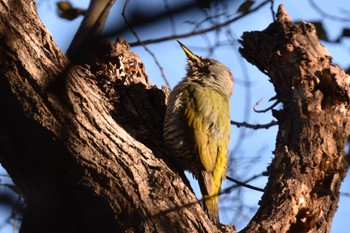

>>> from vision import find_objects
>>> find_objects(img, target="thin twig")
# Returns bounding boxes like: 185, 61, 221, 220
341, 192, 350, 197
163, 0, 176, 34
253, 98, 279, 113
226, 29, 253, 160
225, 175, 264, 192
231, 119, 278, 129
308, 0, 350, 22
129, 0, 270, 47
270, 0, 276, 21
12, 195, 22, 233
122, 0, 170, 86
191, 12, 226, 31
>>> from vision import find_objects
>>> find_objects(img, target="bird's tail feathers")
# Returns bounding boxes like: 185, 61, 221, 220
199, 171, 220, 225
203, 194, 220, 225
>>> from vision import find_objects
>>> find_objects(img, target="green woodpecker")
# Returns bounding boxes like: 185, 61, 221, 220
164, 41, 233, 225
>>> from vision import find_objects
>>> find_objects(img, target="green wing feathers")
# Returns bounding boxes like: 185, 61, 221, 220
183, 85, 230, 224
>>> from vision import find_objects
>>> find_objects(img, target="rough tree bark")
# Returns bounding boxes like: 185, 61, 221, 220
0, 1, 225, 232
239, 5, 349, 233
0, 1, 348, 233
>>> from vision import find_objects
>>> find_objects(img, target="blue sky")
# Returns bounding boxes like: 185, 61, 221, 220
1, 0, 350, 232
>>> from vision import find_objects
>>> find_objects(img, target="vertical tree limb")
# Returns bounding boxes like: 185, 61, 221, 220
239, 5, 349, 233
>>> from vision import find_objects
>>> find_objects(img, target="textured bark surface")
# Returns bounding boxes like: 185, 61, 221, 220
0, 1, 231, 232
240, 5, 349, 233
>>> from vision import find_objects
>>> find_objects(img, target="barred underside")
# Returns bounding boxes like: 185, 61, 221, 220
163, 88, 201, 178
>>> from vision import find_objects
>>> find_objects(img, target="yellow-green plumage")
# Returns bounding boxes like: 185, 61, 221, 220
164, 41, 233, 225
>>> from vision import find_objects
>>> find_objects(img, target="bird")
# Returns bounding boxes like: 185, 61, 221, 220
163, 41, 233, 225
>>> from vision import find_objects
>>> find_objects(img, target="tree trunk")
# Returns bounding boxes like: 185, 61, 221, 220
0, 1, 225, 232
239, 5, 349, 233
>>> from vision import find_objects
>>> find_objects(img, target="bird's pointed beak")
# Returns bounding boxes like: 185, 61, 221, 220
177, 40, 202, 64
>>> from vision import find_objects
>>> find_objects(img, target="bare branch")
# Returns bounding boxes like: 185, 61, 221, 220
341, 192, 350, 197
253, 98, 279, 113
225, 175, 264, 192
269, 0, 276, 21
67, 0, 116, 57
129, 0, 270, 47
122, 0, 170, 86
231, 120, 278, 129
163, 0, 176, 34
308, 0, 350, 22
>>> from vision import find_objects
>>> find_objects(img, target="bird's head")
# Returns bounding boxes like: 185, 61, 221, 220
178, 41, 234, 97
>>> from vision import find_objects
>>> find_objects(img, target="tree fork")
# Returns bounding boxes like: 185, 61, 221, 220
0, 0, 228, 232
239, 5, 349, 233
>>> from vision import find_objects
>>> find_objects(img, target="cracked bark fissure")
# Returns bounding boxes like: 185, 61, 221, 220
240, 5, 349, 233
